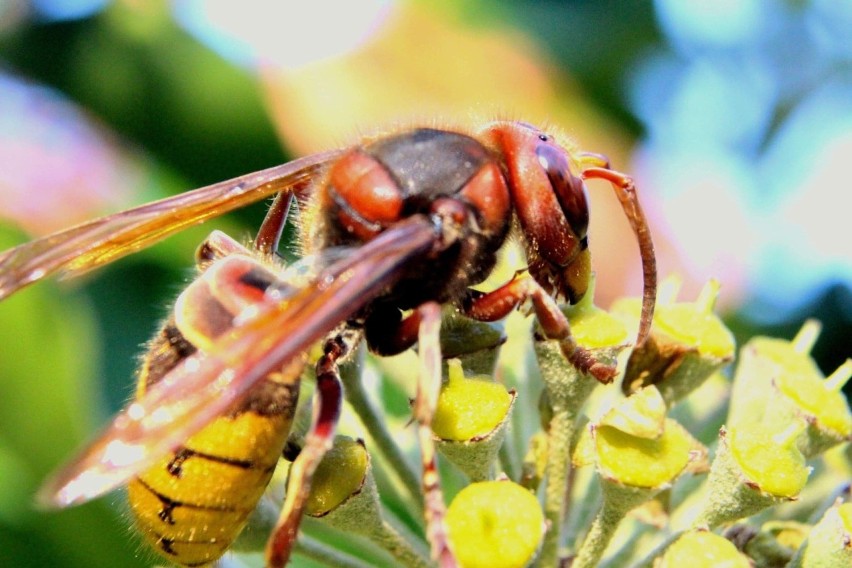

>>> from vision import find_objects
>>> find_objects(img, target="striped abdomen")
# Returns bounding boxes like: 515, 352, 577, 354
127, 254, 303, 566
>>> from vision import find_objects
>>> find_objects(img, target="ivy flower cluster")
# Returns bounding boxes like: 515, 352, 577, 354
229, 276, 850, 568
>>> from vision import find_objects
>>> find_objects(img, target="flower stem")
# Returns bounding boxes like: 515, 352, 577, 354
340, 353, 423, 512
540, 406, 578, 566
573, 489, 641, 568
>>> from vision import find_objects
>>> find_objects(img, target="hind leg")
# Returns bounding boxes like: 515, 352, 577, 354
265, 336, 349, 568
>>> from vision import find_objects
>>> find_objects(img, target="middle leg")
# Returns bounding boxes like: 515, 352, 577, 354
462, 272, 617, 383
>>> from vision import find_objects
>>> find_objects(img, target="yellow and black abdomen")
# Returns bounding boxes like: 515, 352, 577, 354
127, 256, 303, 567
127, 399, 294, 565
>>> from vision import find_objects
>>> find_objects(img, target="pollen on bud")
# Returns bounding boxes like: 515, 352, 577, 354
659, 529, 751, 568
562, 276, 629, 349
570, 416, 700, 568
613, 277, 735, 403
728, 320, 852, 457
594, 418, 694, 489
775, 357, 852, 446
692, 425, 809, 530
729, 422, 810, 498
301, 435, 430, 568
446, 480, 544, 568
433, 359, 515, 481
657, 281, 732, 357
432, 359, 513, 442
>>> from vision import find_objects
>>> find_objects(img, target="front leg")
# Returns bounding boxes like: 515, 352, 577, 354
364, 301, 458, 566
411, 301, 457, 568
462, 273, 617, 383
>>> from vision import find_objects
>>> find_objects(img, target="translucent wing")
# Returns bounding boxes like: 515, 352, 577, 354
38, 216, 438, 507
0, 150, 342, 300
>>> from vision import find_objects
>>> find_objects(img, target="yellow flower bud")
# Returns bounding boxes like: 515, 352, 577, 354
446, 481, 544, 568
432, 360, 512, 441
305, 436, 368, 517
660, 530, 751, 568
596, 419, 693, 488
729, 422, 810, 498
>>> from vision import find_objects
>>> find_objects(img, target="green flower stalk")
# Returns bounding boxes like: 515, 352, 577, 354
439, 307, 507, 376
305, 436, 431, 568
433, 359, 515, 481
533, 277, 629, 567
692, 422, 810, 529
339, 346, 423, 510
789, 501, 852, 567
571, 408, 697, 568
728, 320, 852, 458
612, 278, 736, 404
446, 480, 545, 568
657, 529, 751, 568
293, 534, 377, 568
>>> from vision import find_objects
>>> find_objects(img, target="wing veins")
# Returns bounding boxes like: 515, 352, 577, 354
0, 150, 342, 300
39, 217, 438, 507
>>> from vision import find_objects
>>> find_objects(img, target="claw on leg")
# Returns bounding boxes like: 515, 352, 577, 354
463, 273, 617, 383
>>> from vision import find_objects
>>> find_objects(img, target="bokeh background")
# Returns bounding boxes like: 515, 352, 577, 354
0, 1, 849, 567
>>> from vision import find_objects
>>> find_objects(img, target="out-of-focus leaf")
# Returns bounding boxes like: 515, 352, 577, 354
262, 1, 656, 307
0, 225, 148, 567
